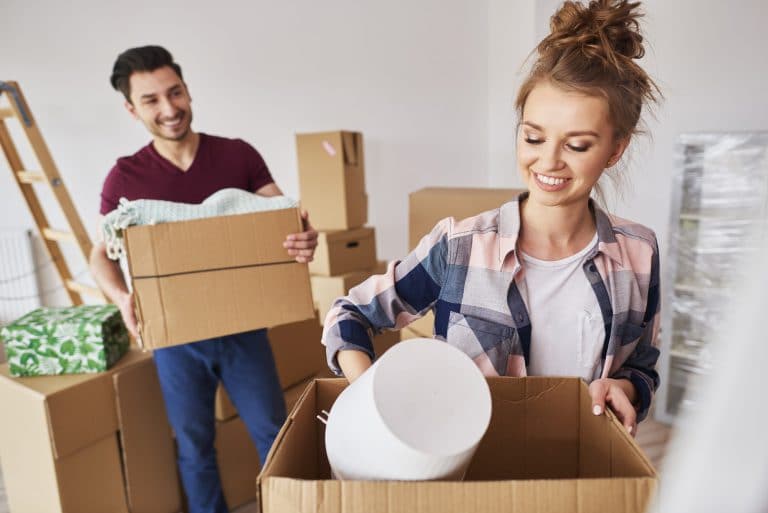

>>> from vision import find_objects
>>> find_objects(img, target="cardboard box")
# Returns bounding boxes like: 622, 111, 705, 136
311, 270, 372, 324
113, 353, 182, 513
309, 227, 377, 276
124, 209, 315, 349
373, 329, 400, 356
409, 187, 526, 250
257, 377, 657, 513
296, 131, 367, 230
215, 314, 327, 420
216, 416, 260, 510
0, 350, 179, 513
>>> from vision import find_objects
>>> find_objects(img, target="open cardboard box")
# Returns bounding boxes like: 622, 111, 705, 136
124, 209, 315, 349
257, 377, 656, 513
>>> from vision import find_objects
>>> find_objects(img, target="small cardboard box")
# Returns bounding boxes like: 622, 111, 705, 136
296, 131, 367, 230
0, 350, 180, 513
309, 227, 377, 276
311, 270, 372, 324
124, 209, 315, 349
258, 377, 657, 513
216, 416, 260, 510
409, 187, 526, 250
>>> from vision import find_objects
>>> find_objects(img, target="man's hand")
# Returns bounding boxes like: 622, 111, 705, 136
589, 378, 638, 436
117, 291, 139, 339
283, 210, 318, 263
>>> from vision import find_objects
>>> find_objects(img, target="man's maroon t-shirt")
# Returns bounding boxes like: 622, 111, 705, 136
99, 133, 274, 215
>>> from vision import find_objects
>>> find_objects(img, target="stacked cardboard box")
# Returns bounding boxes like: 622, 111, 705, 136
0, 350, 180, 513
258, 377, 657, 513
297, 130, 400, 355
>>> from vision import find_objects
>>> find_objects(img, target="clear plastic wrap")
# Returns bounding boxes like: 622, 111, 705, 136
661, 132, 768, 419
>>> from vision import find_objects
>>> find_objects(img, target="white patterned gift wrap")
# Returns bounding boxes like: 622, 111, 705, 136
0, 305, 129, 377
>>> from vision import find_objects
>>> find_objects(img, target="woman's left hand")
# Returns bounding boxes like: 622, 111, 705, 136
589, 378, 638, 436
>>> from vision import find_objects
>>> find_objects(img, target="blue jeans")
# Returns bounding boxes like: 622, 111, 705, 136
153, 328, 286, 513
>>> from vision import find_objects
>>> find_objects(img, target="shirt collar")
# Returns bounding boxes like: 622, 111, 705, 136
497, 192, 623, 269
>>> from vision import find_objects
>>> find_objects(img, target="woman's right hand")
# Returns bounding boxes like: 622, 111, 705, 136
117, 291, 139, 339
338, 350, 373, 383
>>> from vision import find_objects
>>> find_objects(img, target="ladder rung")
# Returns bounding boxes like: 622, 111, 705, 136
65, 280, 104, 299
0, 107, 14, 119
16, 170, 46, 184
42, 228, 75, 242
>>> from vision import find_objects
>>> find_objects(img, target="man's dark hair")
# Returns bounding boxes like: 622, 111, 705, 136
110, 45, 183, 102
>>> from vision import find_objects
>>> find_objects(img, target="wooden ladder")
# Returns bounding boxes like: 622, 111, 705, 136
0, 80, 104, 304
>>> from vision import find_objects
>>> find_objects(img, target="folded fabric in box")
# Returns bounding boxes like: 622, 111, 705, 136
0, 305, 129, 377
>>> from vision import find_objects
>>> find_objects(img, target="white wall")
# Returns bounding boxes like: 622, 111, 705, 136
0, 0, 489, 304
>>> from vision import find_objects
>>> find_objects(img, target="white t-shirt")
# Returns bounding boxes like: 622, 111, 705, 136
520, 233, 605, 381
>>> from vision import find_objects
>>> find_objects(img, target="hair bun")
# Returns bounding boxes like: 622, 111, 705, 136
541, 0, 646, 69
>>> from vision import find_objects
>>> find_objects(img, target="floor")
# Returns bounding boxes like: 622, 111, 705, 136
0, 420, 673, 513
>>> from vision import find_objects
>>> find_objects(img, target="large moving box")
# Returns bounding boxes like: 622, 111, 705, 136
0, 350, 181, 513
309, 227, 377, 276
124, 209, 315, 349
258, 377, 657, 513
296, 131, 367, 230
409, 187, 526, 250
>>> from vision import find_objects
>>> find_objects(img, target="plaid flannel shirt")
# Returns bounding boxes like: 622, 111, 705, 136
322, 193, 661, 421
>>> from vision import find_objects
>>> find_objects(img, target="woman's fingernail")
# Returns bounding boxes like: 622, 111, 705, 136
592, 405, 602, 415
627, 425, 633, 434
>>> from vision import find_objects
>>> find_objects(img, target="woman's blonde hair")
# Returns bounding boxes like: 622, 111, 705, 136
516, 0, 660, 142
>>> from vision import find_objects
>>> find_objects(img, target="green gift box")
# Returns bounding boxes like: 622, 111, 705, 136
0, 304, 129, 377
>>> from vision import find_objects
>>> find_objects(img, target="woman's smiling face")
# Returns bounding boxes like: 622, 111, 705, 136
517, 80, 628, 208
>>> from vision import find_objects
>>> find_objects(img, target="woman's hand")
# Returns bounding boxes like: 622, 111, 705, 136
589, 378, 638, 436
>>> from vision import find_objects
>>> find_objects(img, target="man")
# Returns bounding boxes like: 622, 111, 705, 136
89, 45, 318, 513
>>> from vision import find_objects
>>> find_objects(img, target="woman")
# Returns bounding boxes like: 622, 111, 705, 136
322, 0, 661, 436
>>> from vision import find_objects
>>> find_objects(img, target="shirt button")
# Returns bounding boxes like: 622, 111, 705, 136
516, 313, 524, 323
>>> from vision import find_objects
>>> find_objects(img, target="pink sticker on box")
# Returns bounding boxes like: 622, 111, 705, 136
322, 140, 336, 156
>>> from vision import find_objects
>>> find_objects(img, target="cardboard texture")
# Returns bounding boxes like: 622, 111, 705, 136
215, 314, 327, 420
258, 377, 657, 513
409, 187, 526, 250
309, 227, 377, 276
0, 350, 153, 513
311, 270, 372, 324
113, 354, 182, 513
216, 416, 261, 510
124, 209, 315, 349
296, 131, 367, 230
373, 330, 400, 356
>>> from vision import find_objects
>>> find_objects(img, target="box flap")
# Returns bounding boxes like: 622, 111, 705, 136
125, 209, 302, 278
113, 356, 182, 513
341, 132, 362, 166
55, 434, 130, 513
